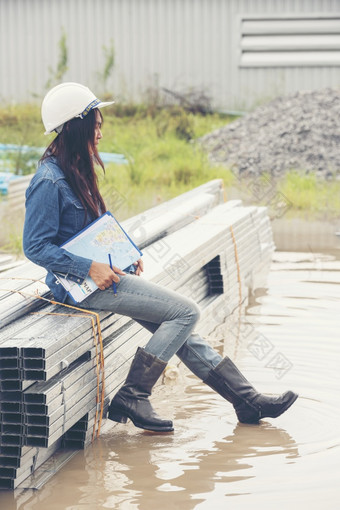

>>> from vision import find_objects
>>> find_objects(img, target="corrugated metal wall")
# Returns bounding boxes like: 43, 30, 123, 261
0, 0, 339, 110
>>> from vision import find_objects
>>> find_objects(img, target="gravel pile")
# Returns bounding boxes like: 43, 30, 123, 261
200, 88, 340, 179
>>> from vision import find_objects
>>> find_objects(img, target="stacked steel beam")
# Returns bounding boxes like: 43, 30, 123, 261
0, 179, 275, 490
0, 179, 226, 489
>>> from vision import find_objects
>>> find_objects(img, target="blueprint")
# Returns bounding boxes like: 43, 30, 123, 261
55, 212, 142, 303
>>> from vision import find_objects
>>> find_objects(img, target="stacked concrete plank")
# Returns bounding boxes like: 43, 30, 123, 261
0, 179, 275, 489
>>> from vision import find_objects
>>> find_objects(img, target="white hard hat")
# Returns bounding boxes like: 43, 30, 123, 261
41, 82, 114, 134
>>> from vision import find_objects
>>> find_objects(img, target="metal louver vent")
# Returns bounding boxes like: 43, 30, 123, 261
240, 15, 340, 67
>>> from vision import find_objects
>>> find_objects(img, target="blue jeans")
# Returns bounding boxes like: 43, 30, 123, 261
73, 274, 222, 380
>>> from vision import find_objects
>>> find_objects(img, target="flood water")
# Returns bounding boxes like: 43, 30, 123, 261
1, 250, 340, 510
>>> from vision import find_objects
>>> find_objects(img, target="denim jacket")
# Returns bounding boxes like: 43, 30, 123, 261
23, 156, 95, 302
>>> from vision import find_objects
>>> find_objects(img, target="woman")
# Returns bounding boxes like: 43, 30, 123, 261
23, 82, 298, 433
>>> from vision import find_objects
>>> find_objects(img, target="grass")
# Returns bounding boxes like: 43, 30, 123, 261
0, 104, 235, 222
0, 206, 25, 255
0, 102, 339, 253
98, 110, 235, 219
0, 103, 44, 146
278, 171, 340, 219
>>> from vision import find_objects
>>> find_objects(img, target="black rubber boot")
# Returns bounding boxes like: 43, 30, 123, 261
204, 357, 298, 424
108, 347, 174, 432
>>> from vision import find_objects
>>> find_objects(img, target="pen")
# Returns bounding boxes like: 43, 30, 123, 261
108, 254, 117, 296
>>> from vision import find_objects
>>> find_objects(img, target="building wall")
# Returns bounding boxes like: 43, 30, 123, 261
0, 0, 339, 110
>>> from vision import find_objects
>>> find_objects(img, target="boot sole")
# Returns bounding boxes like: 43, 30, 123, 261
108, 408, 174, 432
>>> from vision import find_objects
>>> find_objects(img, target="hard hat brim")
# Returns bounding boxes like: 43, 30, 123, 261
97, 100, 115, 110
44, 100, 115, 134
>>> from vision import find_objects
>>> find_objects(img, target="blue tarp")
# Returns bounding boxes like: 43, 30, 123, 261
0, 172, 21, 195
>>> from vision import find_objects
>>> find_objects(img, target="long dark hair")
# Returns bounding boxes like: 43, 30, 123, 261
41, 108, 106, 219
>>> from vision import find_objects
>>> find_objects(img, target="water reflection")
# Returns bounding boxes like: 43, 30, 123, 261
2, 386, 300, 510
83, 402, 299, 510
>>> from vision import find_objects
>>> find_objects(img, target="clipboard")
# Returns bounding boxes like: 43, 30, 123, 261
54, 211, 142, 303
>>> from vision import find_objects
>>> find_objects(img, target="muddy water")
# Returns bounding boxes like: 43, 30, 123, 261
1, 251, 340, 510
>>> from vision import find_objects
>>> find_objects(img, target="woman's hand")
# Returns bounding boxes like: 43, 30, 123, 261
133, 258, 144, 276
89, 261, 125, 290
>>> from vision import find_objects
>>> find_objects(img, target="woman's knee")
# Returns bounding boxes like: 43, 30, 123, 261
183, 300, 201, 327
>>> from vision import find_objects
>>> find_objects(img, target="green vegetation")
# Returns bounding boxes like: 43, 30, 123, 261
96, 40, 115, 95
0, 102, 339, 254
278, 171, 340, 219
0, 103, 43, 146
0, 104, 235, 222
45, 28, 68, 89
98, 108, 235, 219
0, 227, 24, 255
